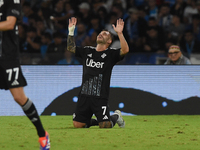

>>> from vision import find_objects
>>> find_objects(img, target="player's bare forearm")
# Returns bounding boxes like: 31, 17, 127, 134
118, 32, 129, 56
0, 16, 16, 31
67, 35, 76, 53
112, 18, 129, 56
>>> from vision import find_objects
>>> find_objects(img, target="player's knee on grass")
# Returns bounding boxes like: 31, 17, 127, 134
73, 121, 86, 128
99, 121, 112, 128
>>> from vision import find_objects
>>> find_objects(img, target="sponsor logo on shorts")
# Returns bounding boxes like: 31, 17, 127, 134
103, 115, 108, 120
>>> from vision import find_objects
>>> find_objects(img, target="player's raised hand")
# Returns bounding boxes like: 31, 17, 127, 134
112, 18, 124, 34
68, 17, 77, 28
68, 17, 77, 36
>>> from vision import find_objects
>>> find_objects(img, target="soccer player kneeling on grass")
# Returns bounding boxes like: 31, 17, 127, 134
67, 17, 129, 128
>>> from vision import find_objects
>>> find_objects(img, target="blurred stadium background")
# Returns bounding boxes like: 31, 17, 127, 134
1, 0, 200, 115
19, 0, 200, 65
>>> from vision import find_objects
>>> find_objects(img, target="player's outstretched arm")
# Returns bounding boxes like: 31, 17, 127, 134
67, 17, 77, 53
112, 18, 129, 56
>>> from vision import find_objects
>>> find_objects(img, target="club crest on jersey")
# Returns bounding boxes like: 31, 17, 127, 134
86, 58, 104, 68
0, 0, 4, 7
101, 53, 107, 58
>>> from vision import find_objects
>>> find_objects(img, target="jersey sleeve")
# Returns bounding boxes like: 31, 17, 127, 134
6, 0, 21, 20
75, 46, 86, 59
110, 48, 124, 64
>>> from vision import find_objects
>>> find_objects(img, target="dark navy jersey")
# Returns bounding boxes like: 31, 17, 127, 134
0, 0, 21, 60
75, 46, 124, 99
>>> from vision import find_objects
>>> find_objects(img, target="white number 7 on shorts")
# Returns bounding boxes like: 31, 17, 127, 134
102, 106, 106, 115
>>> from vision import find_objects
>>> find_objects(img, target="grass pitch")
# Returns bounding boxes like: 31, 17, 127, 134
0, 115, 200, 150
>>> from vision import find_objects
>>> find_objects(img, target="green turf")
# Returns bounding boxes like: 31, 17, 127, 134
0, 115, 200, 150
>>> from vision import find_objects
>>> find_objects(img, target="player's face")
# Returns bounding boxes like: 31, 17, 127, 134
97, 31, 111, 44
168, 50, 181, 62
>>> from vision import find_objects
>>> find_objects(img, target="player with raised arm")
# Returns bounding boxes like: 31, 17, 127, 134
67, 17, 129, 128
0, 0, 50, 149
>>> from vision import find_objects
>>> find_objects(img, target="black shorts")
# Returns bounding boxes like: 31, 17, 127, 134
73, 95, 111, 124
0, 60, 27, 90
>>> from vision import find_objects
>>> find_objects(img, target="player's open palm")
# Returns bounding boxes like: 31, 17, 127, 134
112, 18, 124, 34
68, 17, 77, 28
